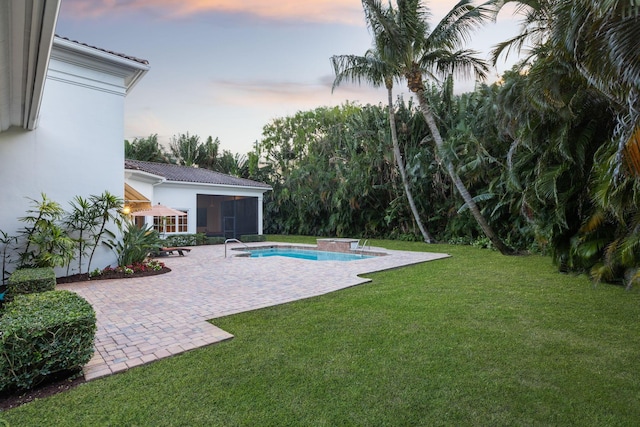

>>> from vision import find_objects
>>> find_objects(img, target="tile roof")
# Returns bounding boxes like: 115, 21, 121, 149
125, 159, 271, 189
55, 35, 149, 65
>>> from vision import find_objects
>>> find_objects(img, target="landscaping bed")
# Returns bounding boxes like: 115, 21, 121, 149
56, 266, 171, 284
1, 265, 171, 410
0, 370, 85, 411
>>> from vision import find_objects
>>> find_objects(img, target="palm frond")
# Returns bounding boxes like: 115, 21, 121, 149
489, 0, 552, 65
619, 231, 640, 267
430, 0, 494, 51
573, 236, 608, 259
624, 268, 640, 290
330, 52, 391, 91
426, 49, 490, 81
457, 192, 496, 213
589, 262, 614, 284
623, 123, 640, 176
603, 237, 622, 266
579, 210, 606, 234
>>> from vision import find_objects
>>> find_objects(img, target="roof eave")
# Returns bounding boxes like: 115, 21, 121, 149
0, 0, 61, 132
160, 180, 272, 192
125, 169, 166, 184
52, 36, 150, 95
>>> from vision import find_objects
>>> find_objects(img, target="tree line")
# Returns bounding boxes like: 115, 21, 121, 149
125, 133, 252, 177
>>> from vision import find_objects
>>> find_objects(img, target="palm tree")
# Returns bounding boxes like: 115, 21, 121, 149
552, 0, 640, 178
169, 132, 201, 166
331, 46, 435, 243
488, 0, 554, 65
491, 0, 640, 177
490, 0, 639, 273
362, 0, 514, 254
125, 134, 172, 163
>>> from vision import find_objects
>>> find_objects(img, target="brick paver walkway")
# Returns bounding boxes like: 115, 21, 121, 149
57, 242, 449, 380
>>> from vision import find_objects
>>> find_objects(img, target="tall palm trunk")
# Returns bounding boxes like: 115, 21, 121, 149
386, 83, 434, 243
413, 85, 514, 255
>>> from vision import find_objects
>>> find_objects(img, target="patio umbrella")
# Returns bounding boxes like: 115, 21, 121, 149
130, 203, 186, 236
130, 203, 187, 218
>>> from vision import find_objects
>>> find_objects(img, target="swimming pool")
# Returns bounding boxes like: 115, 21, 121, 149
245, 247, 374, 261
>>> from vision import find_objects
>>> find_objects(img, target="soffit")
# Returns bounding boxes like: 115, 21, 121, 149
0, 0, 60, 132
125, 183, 151, 203
50, 36, 150, 94
124, 183, 152, 212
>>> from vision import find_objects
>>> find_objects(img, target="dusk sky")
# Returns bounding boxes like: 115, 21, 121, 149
55, 0, 520, 155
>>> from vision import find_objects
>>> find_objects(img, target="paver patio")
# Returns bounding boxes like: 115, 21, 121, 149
57, 242, 449, 380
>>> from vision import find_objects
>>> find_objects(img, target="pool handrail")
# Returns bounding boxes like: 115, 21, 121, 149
356, 239, 370, 253
224, 238, 249, 258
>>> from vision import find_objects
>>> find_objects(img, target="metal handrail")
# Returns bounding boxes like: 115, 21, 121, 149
356, 239, 370, 253
224, 238, 249, 258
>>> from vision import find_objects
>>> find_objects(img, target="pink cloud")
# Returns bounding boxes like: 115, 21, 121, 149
61, 0, 365, 25
208, 77, 391, 112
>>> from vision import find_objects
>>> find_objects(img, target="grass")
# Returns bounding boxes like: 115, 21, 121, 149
3, 237, 640, 426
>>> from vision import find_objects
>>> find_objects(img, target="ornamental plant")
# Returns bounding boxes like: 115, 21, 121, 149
98, 259, 165, 276
16, 194, 75, 269
105, 220, 161, 267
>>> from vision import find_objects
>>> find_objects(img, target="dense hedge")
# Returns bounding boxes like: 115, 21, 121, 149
6, 267, 56, 301
0, 290, 97, 392
160, 234, 266, 246
161, 233, 208, 247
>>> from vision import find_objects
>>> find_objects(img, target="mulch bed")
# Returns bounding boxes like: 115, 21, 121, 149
56, 266, 171, 284
0, 371, 86, 411
0, 267, 171, 411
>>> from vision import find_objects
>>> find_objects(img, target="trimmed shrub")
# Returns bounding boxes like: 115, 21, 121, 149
6, 267, 55, 300
194, 233, 208, 245
0, 290, 97, 392
241, 234, 267, 243
162, 233, 207, 247
207, 236, 225, 245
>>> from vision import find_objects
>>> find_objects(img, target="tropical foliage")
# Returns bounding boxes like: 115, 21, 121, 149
120, 0, 638, 286
486, 0, 640, 284
105, 221, 161, 267
124, 134, 172, 163
238, 0, 639, 285
253, 99, 489, 242
16, 194, 75, 269
125, 133, 249, 176
3, 192, 131, 277
331, 23, 434, 242
353, 0, 514, 254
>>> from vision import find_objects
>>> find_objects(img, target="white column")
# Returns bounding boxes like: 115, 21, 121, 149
258, 194, 264, 235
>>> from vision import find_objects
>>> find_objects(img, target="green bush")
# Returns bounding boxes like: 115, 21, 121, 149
161, 233, 208, 247
106, 221, 161, 266
240, 234, 266, 243
207, 236, 225, 245
0, 290, 96, 392
6, 267, 55, 300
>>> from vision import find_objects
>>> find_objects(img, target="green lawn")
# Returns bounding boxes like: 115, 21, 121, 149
3, 238, 640, 426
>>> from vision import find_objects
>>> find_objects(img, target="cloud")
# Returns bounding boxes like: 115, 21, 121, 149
208, 77, 389, 110
61, 0, 365, 25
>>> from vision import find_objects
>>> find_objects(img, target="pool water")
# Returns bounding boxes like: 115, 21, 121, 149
247, 247, 373, 261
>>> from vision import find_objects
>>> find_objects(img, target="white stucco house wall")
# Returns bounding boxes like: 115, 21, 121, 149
125, 160, 272, 239
0, 1, 149, 275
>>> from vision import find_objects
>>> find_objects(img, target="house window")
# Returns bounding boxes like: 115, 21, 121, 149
153, 210, 188, 233
176, 213, 188, 232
